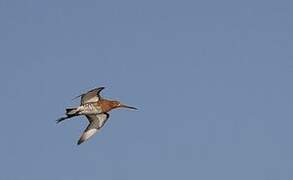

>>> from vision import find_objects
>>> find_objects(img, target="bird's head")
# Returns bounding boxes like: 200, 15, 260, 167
111, 100, 137, 110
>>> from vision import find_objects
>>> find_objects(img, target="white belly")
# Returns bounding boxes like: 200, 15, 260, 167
78, 104, 102, 115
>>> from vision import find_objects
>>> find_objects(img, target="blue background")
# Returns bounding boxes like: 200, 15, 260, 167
0, 0, 292, 179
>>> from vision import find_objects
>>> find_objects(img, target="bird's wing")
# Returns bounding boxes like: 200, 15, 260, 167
73, 87, 105, 105
77, 113, 109, 145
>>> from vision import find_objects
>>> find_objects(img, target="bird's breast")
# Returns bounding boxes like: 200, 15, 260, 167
96, 101, 114, 113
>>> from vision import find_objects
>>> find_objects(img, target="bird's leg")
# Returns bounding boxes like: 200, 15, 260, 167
56, 115, 75, 124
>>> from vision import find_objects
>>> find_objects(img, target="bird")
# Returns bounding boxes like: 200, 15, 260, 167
56, 87, 137, 145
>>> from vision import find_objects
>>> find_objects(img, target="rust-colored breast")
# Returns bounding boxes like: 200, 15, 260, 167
96, 100, 115, 113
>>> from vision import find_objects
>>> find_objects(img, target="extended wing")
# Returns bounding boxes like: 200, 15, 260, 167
73, 87, 105, 105
77, 113, 109, 145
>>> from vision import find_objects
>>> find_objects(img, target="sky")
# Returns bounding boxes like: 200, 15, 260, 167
0, 0, 292, 179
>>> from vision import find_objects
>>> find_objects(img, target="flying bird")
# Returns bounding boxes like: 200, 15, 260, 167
56, 87, 137, 145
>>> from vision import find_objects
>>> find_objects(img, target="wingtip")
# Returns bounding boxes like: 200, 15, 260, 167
92, 86, 105, 91
77, 136, 85, 145
77, 139, 84, 145
72, 95, 82, 101
73, 86, 105, 101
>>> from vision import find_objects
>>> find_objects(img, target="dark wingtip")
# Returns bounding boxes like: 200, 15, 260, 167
72, 95, 82, 100
98, 86, 106, 91
77, 139, 83, 145
77, 136, 85, 145
93, 86, 105, 91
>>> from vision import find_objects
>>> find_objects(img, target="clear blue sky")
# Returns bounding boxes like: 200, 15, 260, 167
0, 0, 292, 179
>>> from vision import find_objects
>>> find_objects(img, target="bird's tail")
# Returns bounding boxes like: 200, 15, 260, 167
66, 108, 79, 116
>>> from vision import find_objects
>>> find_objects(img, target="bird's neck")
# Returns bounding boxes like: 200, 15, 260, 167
97, 100, 117, 112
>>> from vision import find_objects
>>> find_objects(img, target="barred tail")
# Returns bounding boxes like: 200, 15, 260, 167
66, 108, 79, 115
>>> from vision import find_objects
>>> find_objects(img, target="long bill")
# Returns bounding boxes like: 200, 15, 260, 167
119, 104, 138, 110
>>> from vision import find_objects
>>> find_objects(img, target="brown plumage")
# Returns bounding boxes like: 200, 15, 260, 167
56, 87, 137, 145
96, 100, 119, 112
96, 100, 137, 113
